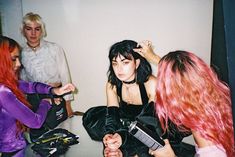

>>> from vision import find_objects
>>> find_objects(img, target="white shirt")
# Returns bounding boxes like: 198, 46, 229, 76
195, 145, 227, 157
20, 39, 73, 100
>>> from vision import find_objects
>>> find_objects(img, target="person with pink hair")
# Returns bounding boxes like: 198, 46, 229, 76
135, 48, 234, 157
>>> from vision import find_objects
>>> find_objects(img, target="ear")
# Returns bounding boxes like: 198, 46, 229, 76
135, 59, 140, 69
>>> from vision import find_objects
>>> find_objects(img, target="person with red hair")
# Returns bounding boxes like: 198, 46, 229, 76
0, 36, 75, 157
135, 48, 234, 157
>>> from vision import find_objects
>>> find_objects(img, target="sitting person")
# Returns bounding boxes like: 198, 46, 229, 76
141, 50, 234, 157
0, 36, 76, 157
83, 40, 195, 157
19, 12, 82, 117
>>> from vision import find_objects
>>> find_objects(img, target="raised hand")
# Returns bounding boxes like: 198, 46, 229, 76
133, 40, 161, 65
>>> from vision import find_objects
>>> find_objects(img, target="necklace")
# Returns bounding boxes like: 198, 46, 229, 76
27, 43, 40, 51
123, 78, 136, 84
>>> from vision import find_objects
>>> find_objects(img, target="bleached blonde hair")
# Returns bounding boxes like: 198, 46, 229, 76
21, 12, 47, 39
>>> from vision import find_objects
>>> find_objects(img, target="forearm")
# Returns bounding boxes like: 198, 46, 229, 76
18, 80, 52, 94
149, 52, 161, 65
105, 106, 121, 134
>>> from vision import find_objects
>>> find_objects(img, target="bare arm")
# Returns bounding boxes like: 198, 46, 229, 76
106, 82, 119, 107
145, 75, 157, 103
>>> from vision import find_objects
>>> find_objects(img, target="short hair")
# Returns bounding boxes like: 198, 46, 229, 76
107, 40, 152, 87
21, 12, 47, 38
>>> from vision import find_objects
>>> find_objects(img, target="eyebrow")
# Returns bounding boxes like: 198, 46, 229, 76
11, 55, 19, 59
112, 58, 128, 62
25, 25, 41, 29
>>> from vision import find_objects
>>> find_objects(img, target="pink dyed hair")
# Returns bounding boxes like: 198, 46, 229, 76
156, 51, 234, 156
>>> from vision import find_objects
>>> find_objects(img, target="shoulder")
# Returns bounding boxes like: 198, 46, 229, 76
0, 84, 12, 97
106, 82, 117, 92
43, 40, 63, 50
144, 75, 157, 101
145, 75, 157, 87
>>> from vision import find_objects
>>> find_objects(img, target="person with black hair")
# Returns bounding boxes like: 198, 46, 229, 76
83, 40, 195, 157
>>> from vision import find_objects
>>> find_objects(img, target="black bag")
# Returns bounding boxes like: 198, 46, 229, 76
27, 93, 68, 141
45, 96, 68, 129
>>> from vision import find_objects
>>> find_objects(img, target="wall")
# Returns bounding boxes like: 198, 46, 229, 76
1, 0, 214, 112
0, 0, 23, 42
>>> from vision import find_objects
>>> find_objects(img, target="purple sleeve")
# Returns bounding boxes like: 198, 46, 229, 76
18, 80, 52, 94
0, 85, 51, 128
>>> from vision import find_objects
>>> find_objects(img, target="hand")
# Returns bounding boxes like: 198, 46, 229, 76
42, 98, 62, 105
149, 139, 176, 157
133, 40, 161, 65
104, 147, 123, 157
52, 83, 76, 95
103, 133, 122, 150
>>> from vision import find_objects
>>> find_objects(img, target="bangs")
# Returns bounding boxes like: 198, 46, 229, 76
111, 52, 133, 61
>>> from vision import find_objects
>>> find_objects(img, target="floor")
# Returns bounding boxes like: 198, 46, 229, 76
5, 115, 194, 157
59, 116, 195, 157
58, 116, 104, 157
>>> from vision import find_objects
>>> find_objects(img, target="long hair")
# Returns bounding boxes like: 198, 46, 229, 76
0, 36, 31, 133
156, 50, 234, 156
107, 40, 152, 87
21, 12, 47, 38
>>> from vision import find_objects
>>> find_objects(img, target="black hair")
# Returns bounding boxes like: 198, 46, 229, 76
0, 35, 21, 53
160, 50, 195, 75
107, 40, 152, 87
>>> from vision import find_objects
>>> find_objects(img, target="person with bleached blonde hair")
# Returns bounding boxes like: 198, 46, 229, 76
20, 12, 82, 117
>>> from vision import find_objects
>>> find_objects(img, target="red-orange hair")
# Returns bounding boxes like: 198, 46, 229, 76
0, 36, 31, 133
156, 51, 234, 156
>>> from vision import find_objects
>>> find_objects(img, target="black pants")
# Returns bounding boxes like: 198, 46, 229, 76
1, 149, 21, 157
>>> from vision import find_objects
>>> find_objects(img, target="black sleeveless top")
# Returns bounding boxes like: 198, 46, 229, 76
117, 83, 149, 121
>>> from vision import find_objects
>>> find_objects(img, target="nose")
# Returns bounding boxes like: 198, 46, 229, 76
15, 58, 21, 68
31, 29, 36, 35
116, 64, 123, 73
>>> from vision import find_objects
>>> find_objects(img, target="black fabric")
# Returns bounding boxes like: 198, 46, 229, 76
45, 98, 68, 129
1, 149, 21, 157
117, 83, 149, 105
82, 106, 107, 141
82, 83, 196, 157
26, 93, 68, 141
105, 106, 122, 134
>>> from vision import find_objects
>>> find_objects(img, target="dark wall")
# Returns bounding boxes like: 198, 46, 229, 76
211, 0, 235, 135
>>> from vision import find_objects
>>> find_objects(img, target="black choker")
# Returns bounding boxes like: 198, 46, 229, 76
123, 78, 136, 84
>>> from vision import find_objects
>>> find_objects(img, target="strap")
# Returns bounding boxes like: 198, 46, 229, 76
139, 83, 149, 105
117, 83, 123, 101
117, 83, 149, 104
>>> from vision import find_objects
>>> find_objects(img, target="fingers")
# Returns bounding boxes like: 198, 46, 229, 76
149, 149, 155, 156
137, 40, 152, 48
104, 147, 123, 157
63, 83, 76, 92
103, 134, 113, 146
53, 98, 62, 105
103, 133, 121, 150
133, 40, 153, 55
163, 139, 170, 144
55, 83, 76, 95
